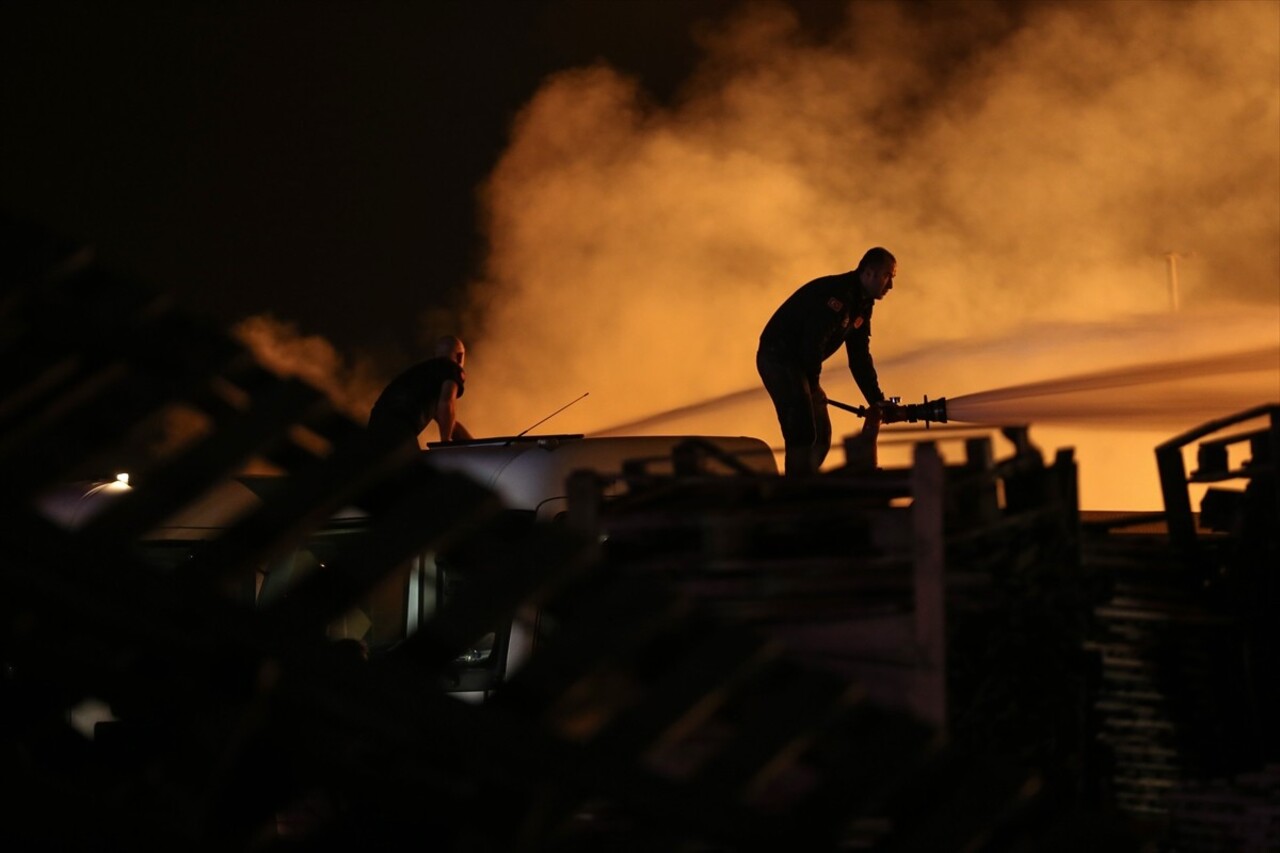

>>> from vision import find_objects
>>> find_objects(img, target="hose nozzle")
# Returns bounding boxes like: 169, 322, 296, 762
893, 395, 948, 426
828, 395, 949, 427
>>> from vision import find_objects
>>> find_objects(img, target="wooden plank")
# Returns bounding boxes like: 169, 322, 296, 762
488, 571, 685, 716
911, 441, 947, 732
691, 660, 854, 799
588, 619, 774, 762
78, 378, 327, 545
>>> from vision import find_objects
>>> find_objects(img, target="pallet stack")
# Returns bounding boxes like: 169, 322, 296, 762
0, 217, 1122, 850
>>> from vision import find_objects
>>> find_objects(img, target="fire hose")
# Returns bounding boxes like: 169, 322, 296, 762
827, 395, 949, 427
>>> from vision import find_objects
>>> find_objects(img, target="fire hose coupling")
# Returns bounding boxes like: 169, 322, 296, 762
892, 395, 948, 425
827, 395, 949, 427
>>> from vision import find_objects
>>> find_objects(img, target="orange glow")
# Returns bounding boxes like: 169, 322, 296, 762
221, 2, 1278, 513
456, 0, 1278, 510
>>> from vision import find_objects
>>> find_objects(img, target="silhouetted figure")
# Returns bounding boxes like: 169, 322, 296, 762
757, 247, 901, 476
368, 335, 475, 446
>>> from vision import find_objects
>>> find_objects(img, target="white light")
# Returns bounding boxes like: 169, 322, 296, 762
67, 697, 117, 739
102, 472, 132, 493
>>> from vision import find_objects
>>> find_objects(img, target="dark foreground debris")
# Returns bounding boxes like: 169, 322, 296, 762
2, 217, 1275, 851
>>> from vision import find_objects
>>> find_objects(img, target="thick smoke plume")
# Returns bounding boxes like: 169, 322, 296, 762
463, 0, 1279, 509
145, 315, 383, 465
233, 314, 385, 422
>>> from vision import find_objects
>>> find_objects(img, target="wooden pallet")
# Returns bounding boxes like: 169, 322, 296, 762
1, 217, 1096, 851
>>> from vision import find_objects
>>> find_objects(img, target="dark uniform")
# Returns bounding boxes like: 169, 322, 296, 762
757, 271, 884, 475
367, 357, 465, 441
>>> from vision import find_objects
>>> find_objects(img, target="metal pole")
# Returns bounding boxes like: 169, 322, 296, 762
1165, 251, 1182, 311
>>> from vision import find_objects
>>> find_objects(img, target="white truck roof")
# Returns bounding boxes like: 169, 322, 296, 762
37, 433, 778, 533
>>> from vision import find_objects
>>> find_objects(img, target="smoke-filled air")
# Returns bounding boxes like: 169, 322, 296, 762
457, 0, 1278, 510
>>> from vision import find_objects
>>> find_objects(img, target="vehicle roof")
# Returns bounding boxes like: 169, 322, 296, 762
37, 433, 778, 537
422, 433, 777, 511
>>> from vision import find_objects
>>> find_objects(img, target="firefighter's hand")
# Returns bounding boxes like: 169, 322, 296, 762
873, 399, 905, 424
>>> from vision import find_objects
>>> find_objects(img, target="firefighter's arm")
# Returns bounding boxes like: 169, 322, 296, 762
435, 379, 464, 442
844, 332, 884, 404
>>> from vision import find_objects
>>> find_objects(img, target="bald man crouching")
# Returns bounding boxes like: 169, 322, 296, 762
368, 335, 475, 446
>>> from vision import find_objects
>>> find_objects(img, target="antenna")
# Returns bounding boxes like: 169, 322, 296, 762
508, 392, 589, 444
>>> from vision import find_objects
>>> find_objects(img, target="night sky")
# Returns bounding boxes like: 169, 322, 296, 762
1, 0, 840, 362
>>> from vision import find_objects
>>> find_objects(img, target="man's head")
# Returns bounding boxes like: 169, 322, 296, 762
856, 247, 896, 301
436, 335, 466, 366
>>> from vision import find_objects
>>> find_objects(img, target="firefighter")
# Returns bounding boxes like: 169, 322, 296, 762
368, 335, 475, 445
757, 247, 901, 476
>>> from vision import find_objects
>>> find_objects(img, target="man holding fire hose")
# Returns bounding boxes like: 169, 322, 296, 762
757, 247, 902, 476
